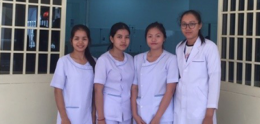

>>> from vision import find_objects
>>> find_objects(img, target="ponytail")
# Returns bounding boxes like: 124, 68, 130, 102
198, 30, 205, 44
85, 47, 96, 73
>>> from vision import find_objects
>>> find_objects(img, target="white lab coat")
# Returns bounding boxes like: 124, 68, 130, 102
133, 50, 179, 123
50, 54, 94, 124
174, 38, 221, 124
94, 51, 134, 122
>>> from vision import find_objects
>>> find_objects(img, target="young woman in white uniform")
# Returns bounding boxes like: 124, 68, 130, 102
50, 24, 96, 124
94, 22, 134, 124
131, 22, 179, 124
174, 10, 221, 124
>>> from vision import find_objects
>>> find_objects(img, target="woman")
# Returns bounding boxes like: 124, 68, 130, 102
50, 24, 96, 124
94, 22, 134, 124
174, 10, 221, 124
131, 22, 178, 124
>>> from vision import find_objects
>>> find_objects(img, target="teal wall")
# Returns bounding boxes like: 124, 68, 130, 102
65, 0, 218, 57
88, 0, 189, 56
189, 0, 218, 43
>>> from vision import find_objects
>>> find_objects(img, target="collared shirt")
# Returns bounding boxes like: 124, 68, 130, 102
133, 50, 179, 123
50, 54, 94, 124
94, 51, 134, 122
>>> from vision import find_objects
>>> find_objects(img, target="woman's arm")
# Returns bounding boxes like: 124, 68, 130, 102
151, 83, 177, 124
94, 83, 106, 124
202, 108, 215, 124
92, 87, 96, 124
131, 85, 146, 124
54, 88, 71, 124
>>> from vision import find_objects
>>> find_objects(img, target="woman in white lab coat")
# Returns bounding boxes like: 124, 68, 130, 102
50, 24, 96, 124
174, 10, 221, 124
94, 22, 134, 124
131, 22, 179, 124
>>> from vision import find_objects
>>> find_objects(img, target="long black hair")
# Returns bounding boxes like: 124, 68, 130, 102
179, 10, 205, 45
107, 22, 130, 50
70, 24, 96, 72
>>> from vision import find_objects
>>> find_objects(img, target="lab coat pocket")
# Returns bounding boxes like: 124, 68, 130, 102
191, 60, 207, 77
153, 95, 174, 122
191, 87, 207, 119
197, 86, 207, 101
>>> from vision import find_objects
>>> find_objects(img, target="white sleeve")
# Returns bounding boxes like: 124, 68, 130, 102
167, 56, 179, 83
94, 57, 107, 85
206, 43, 221, 109
50, 58, 66, 89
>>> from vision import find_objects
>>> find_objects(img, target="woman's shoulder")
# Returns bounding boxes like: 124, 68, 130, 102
134, 51, 147, 58
97, 51, 110, 60
203, 39, 218, 50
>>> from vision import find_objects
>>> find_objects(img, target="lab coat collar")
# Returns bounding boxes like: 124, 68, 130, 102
67, 54, 93, 70
142, 50, 166, 66
184, 37, 201, 67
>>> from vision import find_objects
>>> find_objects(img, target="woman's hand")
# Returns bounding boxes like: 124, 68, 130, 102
133, 115, 146, 124
150, 115, 160, 124
202, 108, 215, 124
61, 117, 71, 124
202, 116, 213, 124
97, 119, 106, 124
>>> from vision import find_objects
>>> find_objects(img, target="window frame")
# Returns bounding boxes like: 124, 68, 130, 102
0, 0, 66, 84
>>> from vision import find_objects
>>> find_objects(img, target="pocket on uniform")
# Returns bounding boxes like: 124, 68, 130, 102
66, 106, 80, 123
104, 95, 120, 118
192, 60, 204, 62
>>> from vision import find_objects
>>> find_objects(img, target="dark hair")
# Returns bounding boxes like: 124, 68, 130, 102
179, 10, 205, 44
107, 22, 130, 50
70, 24, 96, 72
145, 22, 167, 39
145, 22, 167, 49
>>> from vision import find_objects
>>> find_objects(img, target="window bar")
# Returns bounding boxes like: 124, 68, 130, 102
9, 2, 16, 75
35, 2, 41, 74
60, 0, 66, 57
251, 0, 257, 86
234, 0, 239, 84
0, 1, 2, 51
23, 2, 29, 75
226, 0, 231, 83
47, 0, 54, 74
242, 0, 249, 85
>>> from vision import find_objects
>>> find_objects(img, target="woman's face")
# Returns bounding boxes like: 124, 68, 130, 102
146, 27, 164, 50
110, 29, 130, 51
71, 30, 88, 52
181, 13, 202, 41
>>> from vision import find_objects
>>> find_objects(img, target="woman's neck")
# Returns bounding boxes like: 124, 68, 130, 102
148, 48, 163, 57
186, 36, 198, 46
70, 51, 85, 60
109, 48, 124, 61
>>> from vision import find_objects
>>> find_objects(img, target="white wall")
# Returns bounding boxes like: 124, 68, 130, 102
217, 83, 260, 124
0, 75, 56, 124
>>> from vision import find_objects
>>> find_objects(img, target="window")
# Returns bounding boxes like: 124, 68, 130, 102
219, 0, 260, 87
0, 0, 65, 82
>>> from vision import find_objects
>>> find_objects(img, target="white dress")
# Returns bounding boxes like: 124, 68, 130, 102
133, 50, 179, 123
50, 54, 94, 124
94, 51, 134, 122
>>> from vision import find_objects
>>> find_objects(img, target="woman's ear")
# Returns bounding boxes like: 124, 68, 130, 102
199, 23, 202, 30
110, 36, 114, 43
